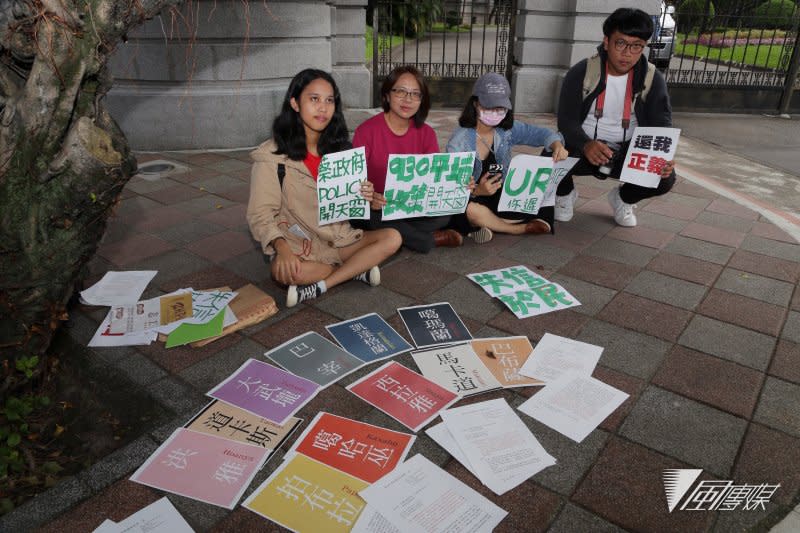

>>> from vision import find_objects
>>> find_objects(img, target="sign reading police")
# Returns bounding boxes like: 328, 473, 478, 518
497, 155, 578, 214
317, 147, 369, 226
620, 127, 681, 188
382, 151, 475, 220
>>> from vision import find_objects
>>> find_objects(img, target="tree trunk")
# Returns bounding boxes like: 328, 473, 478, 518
0, 0, 183, 364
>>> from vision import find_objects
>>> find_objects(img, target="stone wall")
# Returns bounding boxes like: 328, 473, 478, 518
107, 0, 370, 150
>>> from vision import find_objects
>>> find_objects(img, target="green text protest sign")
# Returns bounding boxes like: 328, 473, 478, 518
497, 156, 578, 215
317, 147, 369, 226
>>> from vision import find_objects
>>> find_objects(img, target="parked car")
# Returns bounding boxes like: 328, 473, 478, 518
649, 2, 676, 70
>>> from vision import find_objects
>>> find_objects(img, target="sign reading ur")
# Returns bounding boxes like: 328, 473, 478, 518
620, 127, 681, 188
317, 147, 369, 226
497, 156, 578, 215
382, 151, 475, 220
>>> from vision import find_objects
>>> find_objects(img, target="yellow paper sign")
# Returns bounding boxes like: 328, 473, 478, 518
159, 292, 192, 325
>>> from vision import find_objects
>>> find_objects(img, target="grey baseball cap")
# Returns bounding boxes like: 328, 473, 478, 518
472, 72, 512, 109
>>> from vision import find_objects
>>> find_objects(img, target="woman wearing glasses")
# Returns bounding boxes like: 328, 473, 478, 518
445, 72, 568, 244
352, 65, 464, 252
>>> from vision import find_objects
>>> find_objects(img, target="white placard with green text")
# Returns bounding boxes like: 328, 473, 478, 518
317, 147, 369, 225
497, 155, 578, 214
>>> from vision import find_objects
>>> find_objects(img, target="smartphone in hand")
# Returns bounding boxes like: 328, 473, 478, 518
488, 163, 504, 184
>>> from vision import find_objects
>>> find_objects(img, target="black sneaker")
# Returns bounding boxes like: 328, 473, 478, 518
286, 283, 321, 307
352, 266, 381, 287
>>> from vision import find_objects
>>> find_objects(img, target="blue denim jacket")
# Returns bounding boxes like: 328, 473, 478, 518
445, 121, 564, 180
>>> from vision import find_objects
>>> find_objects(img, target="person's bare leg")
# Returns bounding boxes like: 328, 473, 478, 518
271, 260, 334, 286
467, 203, 528, 235
323, 228, 402, 289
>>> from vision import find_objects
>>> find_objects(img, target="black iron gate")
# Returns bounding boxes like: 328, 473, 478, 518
655, 0, 800, 112
371, 0, 515, 108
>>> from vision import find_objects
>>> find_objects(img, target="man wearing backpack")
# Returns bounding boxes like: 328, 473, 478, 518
553, 7, 676, 227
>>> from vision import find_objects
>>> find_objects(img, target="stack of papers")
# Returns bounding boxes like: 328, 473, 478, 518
92, 497, 192, 533
519, 333, 603, 383
427, 398, 556, 495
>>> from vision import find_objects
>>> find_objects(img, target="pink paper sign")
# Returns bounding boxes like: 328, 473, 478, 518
207, 358, 320, 425
347, 361, 459, 432
131, 428, 269, 509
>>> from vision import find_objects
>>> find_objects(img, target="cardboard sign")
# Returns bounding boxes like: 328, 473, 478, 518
347, 361, 459, 432
620, 126, 681, 188
497, 155, 578, 214
326, 313, 412, 363
397, 302, 472, 348
382, 152, 475, 220
265, 331, 365, 388
289, 412, 415, 483
318, 147, 370, 225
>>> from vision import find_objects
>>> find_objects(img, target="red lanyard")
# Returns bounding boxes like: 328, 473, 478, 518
594, 66, 634, 139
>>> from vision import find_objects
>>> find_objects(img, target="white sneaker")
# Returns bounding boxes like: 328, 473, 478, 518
554, 189, 577, 222
352, 265, 381, 287
469, 227, 494, 244
286, 283, 322, 307
607, 188, 637, 227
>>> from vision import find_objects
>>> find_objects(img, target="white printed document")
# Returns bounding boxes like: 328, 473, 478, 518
359, 454, 507, 533
517, 372, 629, 443
519, 333, 603, 382
92, 497, 193, 532
80, 271, 157, 306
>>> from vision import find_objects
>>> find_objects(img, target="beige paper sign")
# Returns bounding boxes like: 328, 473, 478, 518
185, 400, 301, 450
471, 337, 543, 388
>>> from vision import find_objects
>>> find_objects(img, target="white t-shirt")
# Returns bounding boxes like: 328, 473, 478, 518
581, 73, 639, 145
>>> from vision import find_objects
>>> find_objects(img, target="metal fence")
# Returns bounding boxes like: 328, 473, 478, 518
371, 0, 515, 106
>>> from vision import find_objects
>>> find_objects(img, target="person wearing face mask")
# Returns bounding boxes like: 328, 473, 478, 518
445, 72, 568, 244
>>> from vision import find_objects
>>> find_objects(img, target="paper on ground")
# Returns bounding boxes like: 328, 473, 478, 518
351, 505, 400, 533
80, 271, 157, 306
517, 372, 629, 443
88, 309, 157, 347
359, 454, 507, 533
438, 398, 556, 495
426, 422, 480, 479
519, 333, 603, 382
410, 343, 502, 397
91, 497, 193, 533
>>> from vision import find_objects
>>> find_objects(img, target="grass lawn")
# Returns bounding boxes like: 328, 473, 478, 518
365, 26, 404, 61
674, 32, 792, 70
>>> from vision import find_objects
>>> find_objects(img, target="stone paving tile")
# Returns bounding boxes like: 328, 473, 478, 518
711, 502, 779, 533
693, 210, 757, 233
557, 253, 640, 290
584, 237, 658, 267
572, 437, 716, 533
33, 480, 158, 533
741, 234, 800, 262
179, 337, 268, 391
547, 273, 617, 317
697, 288, 786, 336
114, 195, 163, 218
172, 165, 227, 183
215, 183, 251, 203
138, 332, 243, 374
567, 211, 617, 236
313, 284, 415, 321
200, 203, 248, 229
168, 494, 229, 532
125, 175, 183, 195
202, 157, 252, 174
192, 174, 246, 194
220, 248, 269, 284
734, 423, 800, 505
794, 288, 800, 312
489, 309, 589, 342
771, 339, 800, 384
680, 221, 746, 248
598, 292, 692, 342
125, 204, 195, 233
643, 197, 704, 220
181, 152, 231, 166
607, 225, 675, 249
664, 235, 735, 264
619, 386, 748, 476
97, 233, 175, 266
141, 182, 206, 204
185, 230, 257, 263
714, 267, 794, 307
444, 460, 562, 533
751, 220, 798, 244
652, 345, 764, 418
155, 218, 226, 246
679, 315, 776, 371
544, 225, 602, 252
782, 310, 800, 344
592, 365, 646, 431
728, 248, 800, 283
98, 218, 133, 246
637, 210, 690, 233
646, 251, 723, 286
296, 383, 373, 427
146, 376, 208, 417
671, 178, 719, 199
578, 319, 671, 379
171, 195, 235, 216
706, 197, 759, 220
110, 350, 169, 387
547, 503, 627, 533
663, 191, 714, 211
754, 376, 800, 438
128, 250, 213, 285
500, 239, 577, 271
380, 257, 460, 300
251, 306, 340, 350
429, 277, 506, 323
157, 265, 249, 293
624, 270, 708, 310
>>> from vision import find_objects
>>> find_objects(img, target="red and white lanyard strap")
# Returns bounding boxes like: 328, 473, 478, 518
593, 65, 634, 142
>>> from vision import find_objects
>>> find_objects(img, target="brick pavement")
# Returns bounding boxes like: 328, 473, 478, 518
3, 110, 799, 532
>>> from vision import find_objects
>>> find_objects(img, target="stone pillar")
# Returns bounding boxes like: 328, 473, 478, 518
330, 0, 371, 109
511, 0, 660, 113
106, 0, 367, 150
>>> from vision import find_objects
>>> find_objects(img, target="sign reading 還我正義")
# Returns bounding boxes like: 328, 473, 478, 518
620, 127, 681, 188
497, 155, 578, 215
382, 152, 475, 220
317, 147, 370, 225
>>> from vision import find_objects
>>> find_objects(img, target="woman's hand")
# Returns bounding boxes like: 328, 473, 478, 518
360, 180, 375, 203
369, 191, 387, 210
550, 141, 569, 162
660, 160, 675, 179
272, 240, 301, 285
474, 171, 502, 197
